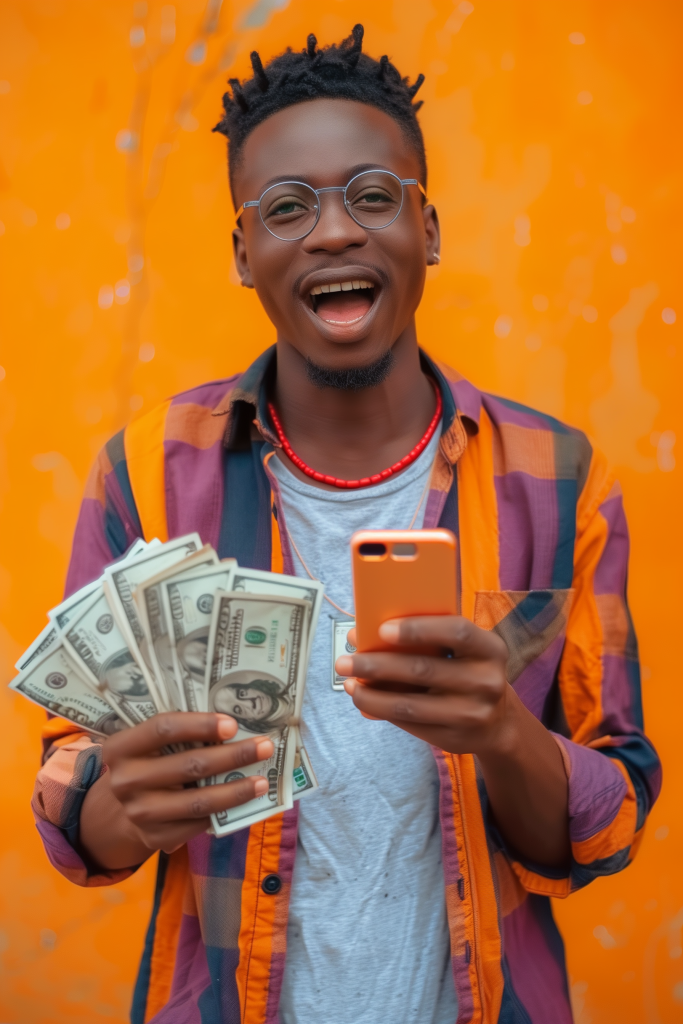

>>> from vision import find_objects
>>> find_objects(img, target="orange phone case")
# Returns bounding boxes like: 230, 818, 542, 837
351, 529, 458, 653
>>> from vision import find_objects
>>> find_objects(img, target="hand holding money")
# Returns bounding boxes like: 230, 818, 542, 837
10, 534, 320, 846
79, 713, 275, 868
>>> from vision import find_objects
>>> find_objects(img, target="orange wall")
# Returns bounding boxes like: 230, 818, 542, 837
0, 2, 681, 1021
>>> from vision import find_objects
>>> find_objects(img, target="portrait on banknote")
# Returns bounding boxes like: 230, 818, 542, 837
99, 650, 150, 699
96, 711, 128, 736
208, 669, 296, 734
175, 628, 209, 682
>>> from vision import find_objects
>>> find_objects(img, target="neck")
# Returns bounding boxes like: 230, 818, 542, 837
272, 322, 436, 488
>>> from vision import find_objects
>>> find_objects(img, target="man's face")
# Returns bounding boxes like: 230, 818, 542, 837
181, 638, 208, 679
232, 98, 439, 371
105, 658, 146, 696
215, 684, 271, 721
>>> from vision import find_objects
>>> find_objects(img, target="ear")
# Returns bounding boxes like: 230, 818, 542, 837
423, 204, 440, 266
232, 227, 255, 288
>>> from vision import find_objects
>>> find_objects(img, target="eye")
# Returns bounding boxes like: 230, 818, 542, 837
350, 186, 397, 206
264, 193, 314, 219
356, 189, 390, 204
272, 199, 304, 215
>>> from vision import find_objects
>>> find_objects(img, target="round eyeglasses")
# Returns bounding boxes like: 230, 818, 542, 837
235, 169, 427, 241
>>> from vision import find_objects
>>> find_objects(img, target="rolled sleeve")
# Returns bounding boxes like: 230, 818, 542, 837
33, 432, 143, 885
32, 732, 135, 887
506, 448, 661, 898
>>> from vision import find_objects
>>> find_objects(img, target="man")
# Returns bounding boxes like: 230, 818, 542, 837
33, 26, 660, 1024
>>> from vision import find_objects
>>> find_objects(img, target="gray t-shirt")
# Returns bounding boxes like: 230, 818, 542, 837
272, 430, 457, 1024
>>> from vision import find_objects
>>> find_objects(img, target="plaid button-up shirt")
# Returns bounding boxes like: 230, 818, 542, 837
32, 347, 661, 1024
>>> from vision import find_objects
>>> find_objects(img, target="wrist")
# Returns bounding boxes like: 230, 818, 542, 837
474, 685, 528, 767
80, 773, 152, 871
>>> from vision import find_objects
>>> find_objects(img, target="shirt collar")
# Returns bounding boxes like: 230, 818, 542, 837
212, 344, 479, 464
211, 345, 277, 450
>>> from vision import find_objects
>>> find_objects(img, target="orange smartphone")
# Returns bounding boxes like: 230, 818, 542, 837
350, 529, 458, 654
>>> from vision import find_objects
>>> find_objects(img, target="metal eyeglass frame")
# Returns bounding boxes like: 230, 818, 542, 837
235, 169, 427, 241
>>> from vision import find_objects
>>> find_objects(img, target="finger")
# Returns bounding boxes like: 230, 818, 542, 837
378, 616, 507, 661
341, 684, 466, 749
142, 819, 214, 855
103, 712, 238, 763
112, 737, 275, 798
347, 627, 357, 648
336, 650, 503, 694
125, 775, 269, 827
344, 683, 381, 720
350, 683, 491, 729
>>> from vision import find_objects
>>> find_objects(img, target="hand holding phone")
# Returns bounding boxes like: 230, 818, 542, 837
342, 525, 508, 716
341, 530, 571, 871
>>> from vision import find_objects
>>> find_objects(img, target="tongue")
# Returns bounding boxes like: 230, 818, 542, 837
315, 289, 373, 324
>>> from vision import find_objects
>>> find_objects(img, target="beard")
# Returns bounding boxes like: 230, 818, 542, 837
304, 350, 395, 391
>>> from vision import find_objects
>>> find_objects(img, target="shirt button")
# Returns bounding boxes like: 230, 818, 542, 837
261, 873, 282, 895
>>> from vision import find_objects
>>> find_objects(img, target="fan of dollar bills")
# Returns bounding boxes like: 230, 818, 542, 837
10, 533, 323, 836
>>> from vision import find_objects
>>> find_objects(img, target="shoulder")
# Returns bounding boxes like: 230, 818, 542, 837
480, 391, 594, 494
167, 374, 243, 408
436, 360, 594, 493
123, 373, 244, 455
90, 371, 244, 499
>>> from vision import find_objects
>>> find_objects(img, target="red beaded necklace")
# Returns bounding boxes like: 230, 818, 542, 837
267, 382, 442, 490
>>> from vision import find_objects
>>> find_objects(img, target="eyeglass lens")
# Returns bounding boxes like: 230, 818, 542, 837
259, 171, 405, 240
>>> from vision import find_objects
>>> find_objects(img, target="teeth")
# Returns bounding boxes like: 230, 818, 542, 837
309, 279, 374, 296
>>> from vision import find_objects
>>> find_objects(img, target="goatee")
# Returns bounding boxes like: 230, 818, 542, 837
304, 350, 395, 391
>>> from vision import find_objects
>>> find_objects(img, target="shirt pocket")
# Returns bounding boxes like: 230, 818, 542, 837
473, 589, 574, 683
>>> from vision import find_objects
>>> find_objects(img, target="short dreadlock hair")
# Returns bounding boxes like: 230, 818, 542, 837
213, 24, 427, 201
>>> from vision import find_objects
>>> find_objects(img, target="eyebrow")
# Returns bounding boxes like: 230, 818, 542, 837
254, 163, 396, 191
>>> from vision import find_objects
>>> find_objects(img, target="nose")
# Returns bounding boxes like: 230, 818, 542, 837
302, 189, 368, 254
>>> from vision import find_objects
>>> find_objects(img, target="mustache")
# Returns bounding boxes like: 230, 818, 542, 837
292, 260, 390, 296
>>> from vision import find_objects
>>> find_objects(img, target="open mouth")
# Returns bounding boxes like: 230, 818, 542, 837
309, 279, 375, 325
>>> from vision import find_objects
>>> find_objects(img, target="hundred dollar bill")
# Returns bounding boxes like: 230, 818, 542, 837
15, 620, 62, 672
203, 592, 309, 835
231, 567, 323, 665
62, 590, 157, 726
103, 534, 203, 708
10, 633, 127, 737
292, 728, 318, 800
47, 537, 150, 638
48, 578, 102, 633
17, 540, 154, 668
133, 549, 224, 712
161, 562, 237, 712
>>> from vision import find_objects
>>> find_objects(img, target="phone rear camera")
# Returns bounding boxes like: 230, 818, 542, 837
358, 542, 387, 558
391, 543, 417, 559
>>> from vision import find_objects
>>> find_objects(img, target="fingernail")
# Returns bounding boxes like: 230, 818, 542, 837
255, 739, 274, 760
254, 777, 268, 796
217, 716, 237, 739
378, 621, 400, 642
343, 678, 357, 696
335, 655, 353, 675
